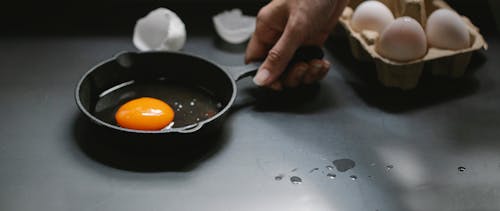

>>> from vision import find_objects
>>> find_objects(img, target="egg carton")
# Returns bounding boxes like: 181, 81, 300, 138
338, 0, 488, 90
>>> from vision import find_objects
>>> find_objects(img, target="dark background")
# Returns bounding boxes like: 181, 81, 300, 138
0, 0, 266, 36
0, 0, 498, 36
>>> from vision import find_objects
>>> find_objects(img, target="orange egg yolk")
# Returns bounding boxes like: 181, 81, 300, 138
115, 97, 174, 130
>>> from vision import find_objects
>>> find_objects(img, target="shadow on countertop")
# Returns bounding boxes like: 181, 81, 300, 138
230, 77, 337, 115
72, 114, 229, 172
326, 32, 486, 114
247, 83, 329, 113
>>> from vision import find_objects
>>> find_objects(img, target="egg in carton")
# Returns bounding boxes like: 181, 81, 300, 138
338, 0, 488, 90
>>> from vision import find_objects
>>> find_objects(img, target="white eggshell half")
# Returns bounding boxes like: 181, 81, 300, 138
426, 9, 470, 50
133, 8, 186, 51
213, 9, 256, 44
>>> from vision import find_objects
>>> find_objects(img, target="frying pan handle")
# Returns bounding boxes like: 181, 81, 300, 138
224, 62, 261, 81
224, 46, 325, 82
115, 51, 138, 68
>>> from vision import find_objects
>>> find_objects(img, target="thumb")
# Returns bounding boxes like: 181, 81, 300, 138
253, 23, 303, 86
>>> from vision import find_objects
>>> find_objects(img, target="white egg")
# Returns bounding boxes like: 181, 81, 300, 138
133, 8, 186, 51
376, 17, 428, 62
351, 1, 394, 33
426, 9, 470, 50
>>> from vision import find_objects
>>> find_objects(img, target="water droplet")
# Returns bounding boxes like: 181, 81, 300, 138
174, 102, 179, 105
188, 110, 193, 114
385, 165, 394, 171
326, 165, 335, 171
290, 176, 302, 184
332, 158, 356, 172
350, 175, 358, 180
190, 101, 195, 106
193, 98, 197, 102
196, 118, 200, 122
216, 102, 222, 108
458, 166, 466, 172
290, 168, 298, 172
327, 173, 336, 179
178, 104, 183, 108
274, 175, 284, 181
309, 168, 319, 173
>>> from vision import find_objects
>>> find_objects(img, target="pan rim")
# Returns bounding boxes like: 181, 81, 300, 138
75, 50, 237, 134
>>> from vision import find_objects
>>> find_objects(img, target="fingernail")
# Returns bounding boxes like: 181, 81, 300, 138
313, 62, 323, 69
297, 64, 308, 73
323, 60, 331, 69
304, 66, 320, 84
270, 82, 283, 91
253, 68, 270, 86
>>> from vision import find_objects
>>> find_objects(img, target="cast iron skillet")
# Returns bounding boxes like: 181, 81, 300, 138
75, 47, 323, 137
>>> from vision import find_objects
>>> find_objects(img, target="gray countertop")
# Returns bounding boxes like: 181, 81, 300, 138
1, 32, 499, 211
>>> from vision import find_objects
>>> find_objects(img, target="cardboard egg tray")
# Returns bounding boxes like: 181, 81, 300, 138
338, 0, 488, 90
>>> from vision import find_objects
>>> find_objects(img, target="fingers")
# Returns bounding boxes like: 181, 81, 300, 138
285, 59, 330, 88
303, 59, 329, 84
245, 4, 287, 64
316, 60, 330, 80
245, 23, 281, 64
269, 81, 283, 91
245, 0, 344, 90
253, 17, 305, 86
283, 62, 309, 88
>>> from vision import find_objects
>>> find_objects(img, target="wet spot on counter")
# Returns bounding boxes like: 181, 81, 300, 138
332, 158, 356, 172
290, 176, 302, 184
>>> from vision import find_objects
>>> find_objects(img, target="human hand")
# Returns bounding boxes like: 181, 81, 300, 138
245, 0, 349, 90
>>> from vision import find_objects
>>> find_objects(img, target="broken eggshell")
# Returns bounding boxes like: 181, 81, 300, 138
133, 8, 186, 51
213, 9, 256, 44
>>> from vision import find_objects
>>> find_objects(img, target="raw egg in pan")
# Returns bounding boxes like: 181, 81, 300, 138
115, 97, 175, 131
93, 79, 223, 131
